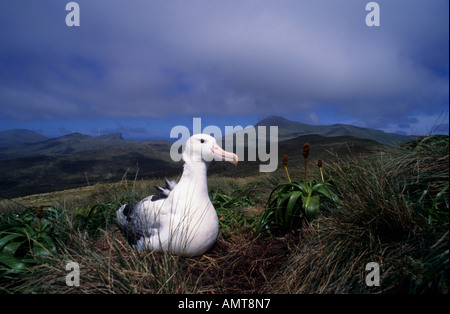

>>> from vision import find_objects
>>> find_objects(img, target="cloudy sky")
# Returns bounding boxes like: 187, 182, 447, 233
0, 0, 448, 140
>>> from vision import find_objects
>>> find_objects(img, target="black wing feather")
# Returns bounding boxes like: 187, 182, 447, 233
151, 178, 176, 201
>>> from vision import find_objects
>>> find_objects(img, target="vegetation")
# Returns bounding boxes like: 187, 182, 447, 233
0, 206, 65, 279
0, 135, 448, 294
256, 144, 339, 235
210, 188, 257, 237
266, 135, 449, 293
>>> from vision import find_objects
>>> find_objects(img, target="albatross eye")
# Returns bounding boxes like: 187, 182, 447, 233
200, 139, 205, 144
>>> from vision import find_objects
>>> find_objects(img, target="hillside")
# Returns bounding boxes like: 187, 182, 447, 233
0, 116, 401, 198
0, 140, 178, 198
255, 115, 415, 147
0, 132, 127, 161
0, 129, 48, 149
211, 133, 384, 177
0, 132, 383, 198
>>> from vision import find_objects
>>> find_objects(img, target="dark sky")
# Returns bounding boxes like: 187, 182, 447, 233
0, 0, 448, 140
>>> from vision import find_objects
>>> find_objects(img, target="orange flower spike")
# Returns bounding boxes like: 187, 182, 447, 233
302, 142, 310, 159
282, 155, 288, 166
303, 143, 310, 190
282, 155, 291, 183
318, 159, 324, 183
36, 205, 44, 219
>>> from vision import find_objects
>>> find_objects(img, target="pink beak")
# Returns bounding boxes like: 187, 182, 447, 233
211, 144, 238, 165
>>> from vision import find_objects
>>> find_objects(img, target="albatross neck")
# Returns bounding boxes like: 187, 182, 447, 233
178, 161, 210, 196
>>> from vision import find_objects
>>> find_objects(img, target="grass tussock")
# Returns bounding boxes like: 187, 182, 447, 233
265, 136, 449, 293
20, 229, 194, 294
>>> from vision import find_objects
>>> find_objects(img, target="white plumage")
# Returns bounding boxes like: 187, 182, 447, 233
116, 134, 238, 257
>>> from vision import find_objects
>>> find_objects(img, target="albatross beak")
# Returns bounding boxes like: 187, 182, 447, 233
212, 144, 238, 165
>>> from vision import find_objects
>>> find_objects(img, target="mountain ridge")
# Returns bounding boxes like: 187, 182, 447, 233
0, 117, 421, 198
255, 115, 414, 147
0, 132, 383, 198
0, 116, 414, 160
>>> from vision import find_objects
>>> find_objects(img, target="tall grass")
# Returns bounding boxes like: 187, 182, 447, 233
265, 135, 449, 293
19, 228, 194, 294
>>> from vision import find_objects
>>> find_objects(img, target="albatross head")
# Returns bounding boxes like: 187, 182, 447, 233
182, 134, 238, 165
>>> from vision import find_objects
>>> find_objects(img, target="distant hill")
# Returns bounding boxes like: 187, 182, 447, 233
0, 118, 408, 198
0, 139, 178, 198
0, 129, 48, 148
0, 132, 127, 160
211, 133, 385, 177
254, 116, 415, 147
0, 128, 386, 198
0, 130, 180, 197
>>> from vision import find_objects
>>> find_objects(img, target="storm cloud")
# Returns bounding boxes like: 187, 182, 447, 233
0, 0, 448, 136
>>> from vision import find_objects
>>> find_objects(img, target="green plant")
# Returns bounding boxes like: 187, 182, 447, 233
210, 189, 255, 208
256, 180, 337, 235
210, 189, 256, 236
256, 142, 338, 236
73, 202, 118, 236
410, 184, 449, 225
0, 206, 64, 278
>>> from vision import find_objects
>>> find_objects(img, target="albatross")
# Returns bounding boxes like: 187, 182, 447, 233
116, 134, 238, 257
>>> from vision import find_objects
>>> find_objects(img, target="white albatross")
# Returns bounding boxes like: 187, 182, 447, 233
116, 134, 238, 257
